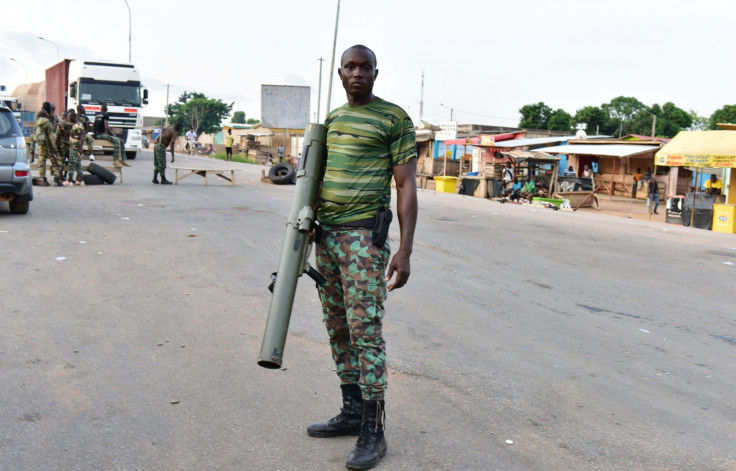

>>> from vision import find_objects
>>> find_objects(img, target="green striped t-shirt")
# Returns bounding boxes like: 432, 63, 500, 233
317, 97, 417, 225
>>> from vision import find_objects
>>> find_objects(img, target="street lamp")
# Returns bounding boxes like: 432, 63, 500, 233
37, 36, 60, 62
123, 0, 132, 63
440, 103, 454, 121
9, 58, 27, 83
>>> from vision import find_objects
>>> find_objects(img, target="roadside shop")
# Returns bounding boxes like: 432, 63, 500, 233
655, 130, 736, 232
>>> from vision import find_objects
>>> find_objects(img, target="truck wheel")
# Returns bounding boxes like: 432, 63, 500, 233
9, 200, 30, 214
126, 151, 137, 160
83, 174, 105, 185
269, 163, 296, 185
87, 162, 117, 185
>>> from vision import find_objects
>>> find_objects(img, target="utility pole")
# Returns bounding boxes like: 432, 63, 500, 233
317, 57, 325, 123
651, 114, 657, 138
325, 0, 341, 115
419, 71, 424, 122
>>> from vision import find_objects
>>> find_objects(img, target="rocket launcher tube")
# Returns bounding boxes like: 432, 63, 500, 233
258, 124, 327, 369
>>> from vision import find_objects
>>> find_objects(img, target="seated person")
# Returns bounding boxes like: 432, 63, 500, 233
705, 174, 723, 195
563, 165, 576, 177
506, 177, 522, 201
519, 176, 537, 202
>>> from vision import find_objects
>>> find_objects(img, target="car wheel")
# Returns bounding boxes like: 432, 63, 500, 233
126, 151, 137, 160
9, 200, 29, 214
87, 162, 117, 184
269, 163, 296, 185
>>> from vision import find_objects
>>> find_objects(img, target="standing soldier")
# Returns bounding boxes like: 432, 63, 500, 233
33, 109, 62, 186
153, 122, 182, 184
76, 105, 96, 161
55, 110, 72, 186
307, 45, 418, 470
67, 109, 86, 185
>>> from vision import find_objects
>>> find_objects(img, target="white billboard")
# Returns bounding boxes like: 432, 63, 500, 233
435, 121, 457, 141
261, 85, 310, 129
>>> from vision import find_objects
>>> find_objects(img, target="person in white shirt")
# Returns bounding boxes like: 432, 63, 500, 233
185, 128, 197, 155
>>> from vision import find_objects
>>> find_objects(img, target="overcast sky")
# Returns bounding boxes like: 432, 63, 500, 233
1, 0, 733, 128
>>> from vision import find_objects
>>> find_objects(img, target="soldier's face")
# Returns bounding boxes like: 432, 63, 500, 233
338, 48, 378, 99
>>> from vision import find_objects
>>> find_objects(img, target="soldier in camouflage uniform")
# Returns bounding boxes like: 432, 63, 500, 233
93, 104, 129, 167
76, 105, 95, 161
67, 110, 86, 185
33, 109, 62, 186
55, 111, 72, 185
152, 122, 182, 184
307, 45, 418, 471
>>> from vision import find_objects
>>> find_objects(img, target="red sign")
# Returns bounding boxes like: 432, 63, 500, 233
124, 108, 138, 113
85, 105, 101, 111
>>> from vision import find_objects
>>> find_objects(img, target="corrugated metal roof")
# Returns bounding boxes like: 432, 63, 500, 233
537, 144, 659, 158
491, 136, 576, 148
501, 150, 559, 161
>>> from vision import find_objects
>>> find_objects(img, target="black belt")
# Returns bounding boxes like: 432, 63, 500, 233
320, 217, 374, 231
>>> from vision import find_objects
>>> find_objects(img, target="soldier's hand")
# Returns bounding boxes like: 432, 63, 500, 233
386, 251, 411, 292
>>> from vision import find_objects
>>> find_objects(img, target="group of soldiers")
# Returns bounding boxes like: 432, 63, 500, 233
30, 102, 128, 186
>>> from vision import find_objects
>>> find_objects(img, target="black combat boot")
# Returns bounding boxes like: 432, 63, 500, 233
152, 171, 159, 184
160, 174, 173, 185
307, 384, 362, 437
346, 400, 386, 470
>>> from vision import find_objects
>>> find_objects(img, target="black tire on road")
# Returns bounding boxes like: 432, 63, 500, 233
269, 163, 296, 185
9, 200, 29, 214
83, 174, 105, 185
126, 151, 137, 160
87, 162, 117, 185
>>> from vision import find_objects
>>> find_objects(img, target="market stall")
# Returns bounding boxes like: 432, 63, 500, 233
655, 130, 736, 231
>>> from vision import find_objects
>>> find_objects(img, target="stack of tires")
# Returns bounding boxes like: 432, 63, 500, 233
84, 162, 117, 185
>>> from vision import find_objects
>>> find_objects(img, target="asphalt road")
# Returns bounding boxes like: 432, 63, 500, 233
1, 149, 735, 471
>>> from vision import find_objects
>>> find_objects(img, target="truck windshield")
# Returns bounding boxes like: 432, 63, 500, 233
79, 82, 141, 107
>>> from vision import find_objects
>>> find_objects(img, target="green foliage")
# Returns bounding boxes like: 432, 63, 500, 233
167, 91, 233, 135
210, 152, 259, 165
246, 118, 261, 125
687, 110, 708, 131
708, 105, 736, 129
518, 97, 712, 138
518, 102, 552, 129
547, 109, 573, 132
574, 106, 609, 135
231, 111, 246, 124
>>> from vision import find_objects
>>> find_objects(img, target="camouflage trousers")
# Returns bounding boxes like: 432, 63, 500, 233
153, 143, 167, 174
315, 227, 390, 401
67, 147, 83, 182
94, 133, 124, 160
36, 146, 61, 179
58, 143, 69, 176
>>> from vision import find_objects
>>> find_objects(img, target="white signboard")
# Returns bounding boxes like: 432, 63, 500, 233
261, 85, 310, 129
436, 121, 457, 141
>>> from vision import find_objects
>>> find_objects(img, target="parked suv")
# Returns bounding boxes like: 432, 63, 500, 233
0, 104, 32, 214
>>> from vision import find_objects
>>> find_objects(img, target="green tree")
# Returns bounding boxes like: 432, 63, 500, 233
246, 118, 261, 126
574, 106, 609, 135
231, 111, 246, 124
603, 96, 646, 137
167, 91, 233, 135
547, 108, 573, 132
519, 102, 552, 129
709, 105, 736, 129
687, 110, 708, 131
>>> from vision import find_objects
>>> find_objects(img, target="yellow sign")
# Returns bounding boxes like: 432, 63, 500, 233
479, 134, 495, 146
656, 153, 736, 168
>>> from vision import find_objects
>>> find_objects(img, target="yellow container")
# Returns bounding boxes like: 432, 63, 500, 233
434, 176, 458, 193
712, 204, 736, 233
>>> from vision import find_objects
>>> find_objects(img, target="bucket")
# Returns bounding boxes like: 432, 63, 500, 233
434, 176, 458, 193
